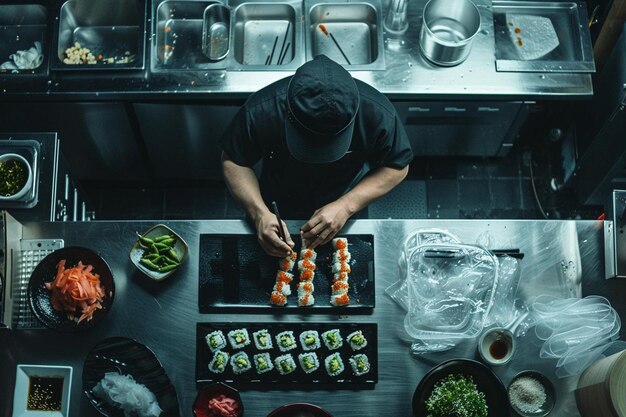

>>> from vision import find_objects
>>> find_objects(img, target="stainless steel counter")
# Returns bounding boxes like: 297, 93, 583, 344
0, 0, 593, 100
1, 219, 620, 417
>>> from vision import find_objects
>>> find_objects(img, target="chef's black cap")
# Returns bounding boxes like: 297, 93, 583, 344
285, 55, 359, 164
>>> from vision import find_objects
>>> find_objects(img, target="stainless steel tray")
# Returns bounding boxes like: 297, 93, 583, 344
493, 1, 594, 73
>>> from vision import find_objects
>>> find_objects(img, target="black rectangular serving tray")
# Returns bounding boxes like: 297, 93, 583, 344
196, 322, 377, 386
198, 234, 374, 312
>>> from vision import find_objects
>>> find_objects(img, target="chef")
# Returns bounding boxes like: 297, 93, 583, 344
220, 55, 413, 256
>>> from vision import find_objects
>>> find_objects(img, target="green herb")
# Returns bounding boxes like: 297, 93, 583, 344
426, 374, 488, 417
0, 158, 27, 196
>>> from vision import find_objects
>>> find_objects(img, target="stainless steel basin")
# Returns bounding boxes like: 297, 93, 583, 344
305, 0, 384, 70
231, 0, 303, 70
153, 0, 230, 71
55, 0, 145, 70
0, 5, 48, 75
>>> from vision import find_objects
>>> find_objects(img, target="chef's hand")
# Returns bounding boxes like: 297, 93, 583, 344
300, 201, 351, 249
254, 210, 294, 257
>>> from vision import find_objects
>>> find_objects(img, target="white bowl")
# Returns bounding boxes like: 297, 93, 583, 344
478, 327, 516, 366
13, 364, 73, 417
0, 153, 33, 201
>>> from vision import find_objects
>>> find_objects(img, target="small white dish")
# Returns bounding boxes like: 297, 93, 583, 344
478, 327, 516, 366
0, 153, 33, 201
13, 364, 72, 417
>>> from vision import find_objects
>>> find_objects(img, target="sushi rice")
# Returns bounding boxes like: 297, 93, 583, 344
276, 330, 297, 352
253, 329, 273, 350
299, 269, 315, 281
349, 354, 370, 376
297, 259, 316, 271
279, 257, 295, 272
254, 352, 274, 374
231, 351, 252, 374
332, 272, 349, 283
300, 248, 317, 262
324, 352, 345, 377
299, 330, 321, 351
227, 328, 251, 349
346, 330, 368, 351
274, 353, 297, 375
331, 261, 351, 274
276, 271, 294, 284
298, 352, 320, 374
331, 281, 349, 295
208, 351, 230, 374
321, 329, 343, 350
332, 249, 351, 263
270, 291, 287, 306
273, 281, 291, 296
330, 293, 350, 307
296, 281, 314, 296
332, 237, 348, 250
298, 293, 315, 307
205, 330, 227, 352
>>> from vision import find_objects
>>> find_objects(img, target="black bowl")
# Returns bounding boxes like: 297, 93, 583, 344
267, 403, 333, 417
28, 246, 115, 332
412, 359, 510, 417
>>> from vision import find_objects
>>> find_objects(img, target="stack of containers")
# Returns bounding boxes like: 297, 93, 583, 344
331, 238, 351, 306
297, 248, 317, 306
270, 252, 297, 306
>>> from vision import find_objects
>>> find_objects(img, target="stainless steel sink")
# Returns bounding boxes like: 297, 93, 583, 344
152, 0, 230, 71
0, 5, 48, 76
305, 0, 384, 70
230, 0, 304, 70
55, 0, 145, 70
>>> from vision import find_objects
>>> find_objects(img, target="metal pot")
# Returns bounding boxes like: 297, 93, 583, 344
419, 0, 481, 66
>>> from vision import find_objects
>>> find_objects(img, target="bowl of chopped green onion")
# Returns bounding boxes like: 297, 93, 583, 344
0, 153, 32, 201
129, 224, 188, 281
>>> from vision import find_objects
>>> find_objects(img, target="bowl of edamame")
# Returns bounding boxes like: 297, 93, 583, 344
130, 224, 188, 281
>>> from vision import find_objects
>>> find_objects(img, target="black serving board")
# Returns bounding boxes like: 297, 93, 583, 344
196, 322, 377, 386
198, 234, 374, 312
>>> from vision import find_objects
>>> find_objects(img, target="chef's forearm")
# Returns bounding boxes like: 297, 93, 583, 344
338, 165, 409, 215
221, 152, 270, 221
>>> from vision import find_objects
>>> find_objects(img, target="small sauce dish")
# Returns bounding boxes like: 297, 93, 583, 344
478, 327, 516, 366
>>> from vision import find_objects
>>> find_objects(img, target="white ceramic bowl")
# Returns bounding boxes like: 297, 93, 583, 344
478, 327, 516, 366
13, 364, 73, 417
0, 153, 33, 201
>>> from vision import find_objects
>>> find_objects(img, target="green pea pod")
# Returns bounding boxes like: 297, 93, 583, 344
143, 253, 159, 261
165, 249, 179, 262
158, 264, 179, 273
158, 237, 176, 246
140, 258, 160, 271
153, 242, 170, 250
161, 256, 178, 266
154, 234, 174, 243
136, 232, 154, 247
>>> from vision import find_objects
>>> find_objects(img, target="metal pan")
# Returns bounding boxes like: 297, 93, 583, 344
202, 3, 230, 61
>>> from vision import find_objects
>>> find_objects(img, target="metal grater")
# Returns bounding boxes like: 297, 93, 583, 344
11, 239, 64, 329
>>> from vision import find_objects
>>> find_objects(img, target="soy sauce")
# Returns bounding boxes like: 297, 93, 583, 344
489, 339, 509, 360
27, 376, 63, 411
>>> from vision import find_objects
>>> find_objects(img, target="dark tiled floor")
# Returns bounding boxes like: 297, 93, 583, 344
85, 150, 602, 221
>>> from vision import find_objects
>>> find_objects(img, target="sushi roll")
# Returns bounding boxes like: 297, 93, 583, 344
227, 328, 251, 349
332, 261, 351, 274
276, 271, 294, 284
299, 330, 321, 351
298, 293, 315, 307
273, 280, 291, 296
208, 351, 229, 374
332, 249, 351, 263
270, 291, 287, 306
346, 330, 368, 351
330, 293, 350, 307
276, 330, 297, 352
274, 354, 297, 375
297, 281, 314, 296
297, 259, 316, 271
331, 280, 349, 295
349, 354, 370, 376
332, 238, 348, 250
205, 330, 227, 352
278, 257, 295, 272
324, 352, 345, 377
253, 329, 273, 350
231, 351, 252, 374
254, 353, 274, 374
300, 248, 317, 262
321, 329, 343, 350
299, 269, 315, 281
298, 352, 320, 374
332, 272, 349, 283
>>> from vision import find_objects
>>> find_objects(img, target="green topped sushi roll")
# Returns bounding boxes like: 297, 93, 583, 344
208, 351, 229, 374
254, 353, 274, 374
299, 330, 321, 351
321, 329, 343, 350
346, 330, 368, 351
298, 352, 320, 374
349, 354, 370, 376
227, 328, 251, 349
253, 329, 273, 350
231, 351, 252, 374
324, 352, 345, 377
276, 330, 297, 352
205, 330, 227, 352
274, 354, 297, 375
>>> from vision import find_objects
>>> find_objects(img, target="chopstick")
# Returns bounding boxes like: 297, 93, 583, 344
277, 23, 290, 66
278, 42, 291, 65
271, 201, 288, 244
329, 32, 351, 65
268, 36, 279, 65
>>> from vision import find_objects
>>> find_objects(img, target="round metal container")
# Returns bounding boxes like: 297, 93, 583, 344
419, 0, 481, 66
